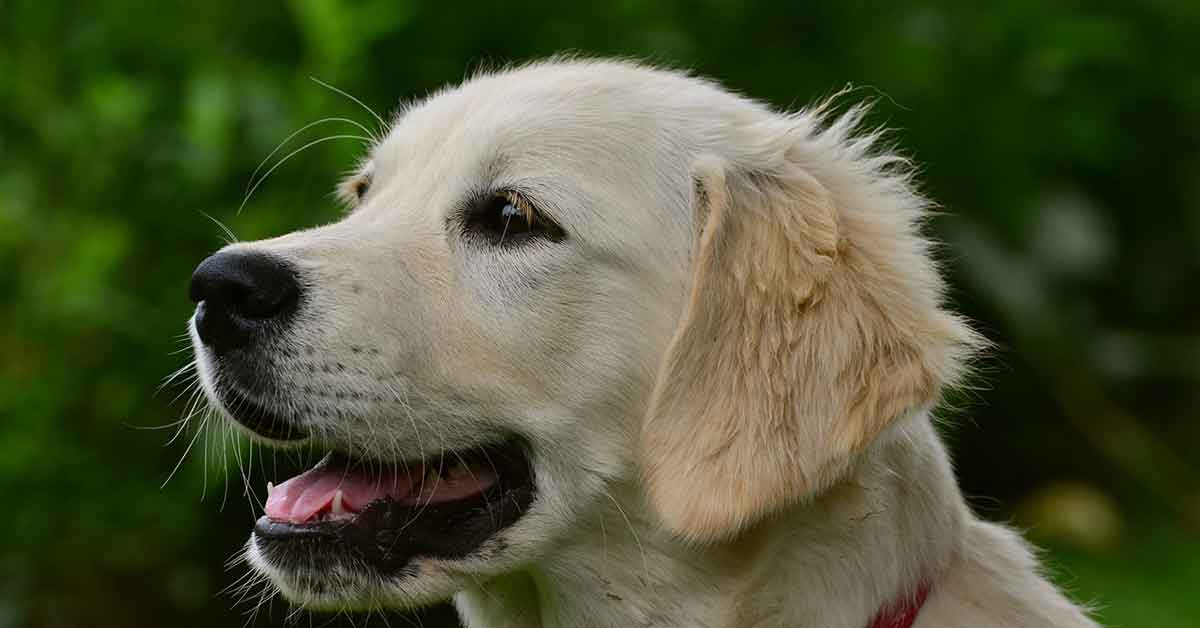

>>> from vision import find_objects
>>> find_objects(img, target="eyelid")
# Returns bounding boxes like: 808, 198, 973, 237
499, 190, 535, 224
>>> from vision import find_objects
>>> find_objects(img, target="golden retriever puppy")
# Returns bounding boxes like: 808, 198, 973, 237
187, 59, 1099, 627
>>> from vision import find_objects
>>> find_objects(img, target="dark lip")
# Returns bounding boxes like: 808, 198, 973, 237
219, 386, 308, 441
252, 437, 535, 575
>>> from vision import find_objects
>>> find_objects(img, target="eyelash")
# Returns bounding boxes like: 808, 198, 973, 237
459, 190, 566, 246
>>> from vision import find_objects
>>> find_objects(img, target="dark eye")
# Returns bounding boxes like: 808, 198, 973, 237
352, 176, 370, 200
338, 172, 372, 210
462, 192, 566, 246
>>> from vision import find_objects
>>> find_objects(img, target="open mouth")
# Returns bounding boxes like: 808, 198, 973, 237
253, 437, 535, 575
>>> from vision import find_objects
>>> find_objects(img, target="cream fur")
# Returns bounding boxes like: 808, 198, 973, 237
191, 58, 1101, 627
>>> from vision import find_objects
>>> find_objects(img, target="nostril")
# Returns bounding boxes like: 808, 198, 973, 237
189, 250, 302, 351
239, 275, 299, 320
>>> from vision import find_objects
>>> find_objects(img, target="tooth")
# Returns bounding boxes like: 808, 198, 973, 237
267, 481, 274, 495
332, 490, 345, 515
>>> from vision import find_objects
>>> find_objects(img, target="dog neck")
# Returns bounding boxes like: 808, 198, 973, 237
455, 413, 966, 628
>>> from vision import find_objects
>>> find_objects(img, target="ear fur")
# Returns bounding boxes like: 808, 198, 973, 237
641, 115, 981, 544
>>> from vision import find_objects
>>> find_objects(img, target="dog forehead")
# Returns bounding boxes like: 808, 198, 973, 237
373, 61, 751, 181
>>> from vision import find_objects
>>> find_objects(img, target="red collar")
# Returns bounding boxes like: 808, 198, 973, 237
866, 583, 931, 628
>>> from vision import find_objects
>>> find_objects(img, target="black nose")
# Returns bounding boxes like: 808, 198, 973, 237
189, 250, 301, 353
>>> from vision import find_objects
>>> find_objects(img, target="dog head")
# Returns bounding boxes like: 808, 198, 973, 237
187, 59, 978, 610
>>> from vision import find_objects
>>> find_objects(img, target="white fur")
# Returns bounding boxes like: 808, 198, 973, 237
192, 58, 1100, 627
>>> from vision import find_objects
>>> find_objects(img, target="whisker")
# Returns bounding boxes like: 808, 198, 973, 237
166, 384, 207, 447
202, 412, 213, 502
473, 445, 502, 529
125, 417, 190, 431
166, 376, 204, 409
162, 411, 210, 489
238, 134, 373, 215
167, 343, 197, 356
453, 448, 497, 528
309, 77, 387, 132
197, 209, 240, 245
157, 360, 198, 393
598, 508, 610, 581
230, 408, 265, 515
603, 490, 649, 585
165, 384, 206, 447
393, 435, 446, 542
221, 419, 234, 511
245, 116, 378, 198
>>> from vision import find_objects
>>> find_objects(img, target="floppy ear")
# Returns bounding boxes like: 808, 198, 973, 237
641, 139, 978, 544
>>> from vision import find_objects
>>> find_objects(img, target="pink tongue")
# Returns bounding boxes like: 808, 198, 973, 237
264, 459, 421, 524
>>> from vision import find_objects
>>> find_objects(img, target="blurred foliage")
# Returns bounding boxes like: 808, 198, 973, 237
1, 1, 1198, 627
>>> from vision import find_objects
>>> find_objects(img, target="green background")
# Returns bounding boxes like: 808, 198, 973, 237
2, 1, 1198, 627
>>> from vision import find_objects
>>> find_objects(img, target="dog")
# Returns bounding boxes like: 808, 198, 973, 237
187, 58, 1100, 627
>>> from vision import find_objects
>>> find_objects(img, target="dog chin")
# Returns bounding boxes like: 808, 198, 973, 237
245, 539, 457, 611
